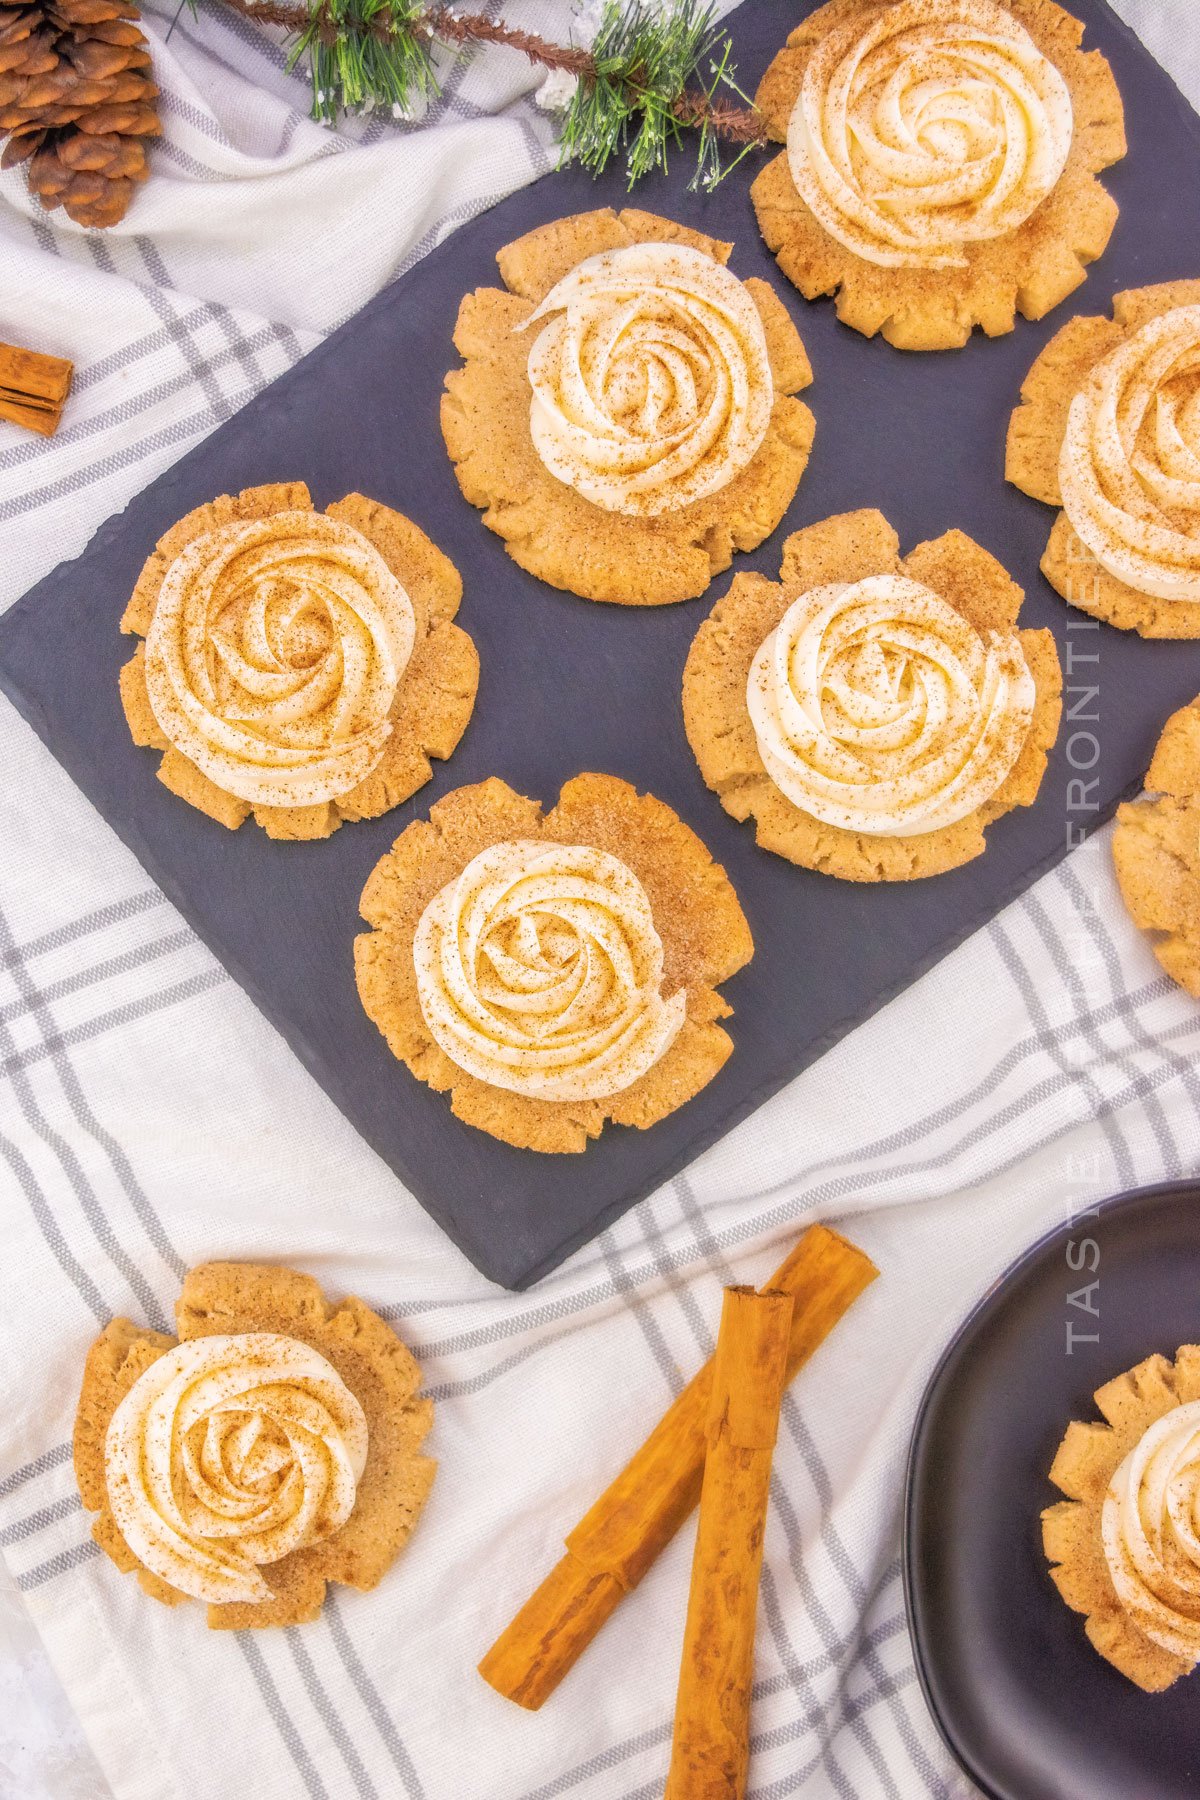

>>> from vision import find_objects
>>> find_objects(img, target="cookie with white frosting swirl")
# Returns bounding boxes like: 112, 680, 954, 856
1045, 1344, 1200, 1691
105, 1333, 368, 1605
1009, 280, 1200, 636
442, 208, 816, 603
787, 0, 1073, 271
356, 774, 753, 1152
119, 482, 479, 836
752, 0, 1125, 351
523, 243, 774, 517
1103, 1400, 1200, 1664
74, 1262, 435, 1629
684, 508, 1062, 881
1112, 696, 1200, 998
747, 574, 1036, 838
413, 841, 687, 1103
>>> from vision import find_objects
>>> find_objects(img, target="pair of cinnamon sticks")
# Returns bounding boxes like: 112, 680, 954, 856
0, 339, 73, 436
479, 1223, 878, 1797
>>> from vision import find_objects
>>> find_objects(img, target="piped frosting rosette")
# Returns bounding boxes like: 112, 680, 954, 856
786, 0, 1074, 270
746, 573, 1036, 835
104, 1333, 368, 1605
1059, 305, 1200, 603
1102, 1399, 1200, 1664
143, 511, 416, 807
522, 242, 774, 516
413, 840, 686, 1101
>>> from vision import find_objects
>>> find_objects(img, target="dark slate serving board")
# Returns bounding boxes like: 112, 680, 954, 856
4, 0, 1200, 1288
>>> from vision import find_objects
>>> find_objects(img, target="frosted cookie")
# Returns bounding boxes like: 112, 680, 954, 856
1112, 697, 1200, 996
440, 208, 815, 605
751, 0, 1125, 351
682, 508, 1062, 881
1043, 1345, 1200, 1691
1008, 281, 1200, 637
355, 774, 753, 1151
73, 1262, 435, 1629
119, 481, 479, 837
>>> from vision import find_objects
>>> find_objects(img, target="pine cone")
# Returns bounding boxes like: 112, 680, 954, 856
0, 0, 158, 227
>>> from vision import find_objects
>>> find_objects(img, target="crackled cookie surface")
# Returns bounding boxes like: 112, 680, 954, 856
1008, 281, 1200, 636
683, 508, 1062, 880
1044, 1345, 1200, 1691
441, 208, 815, 604
74, 1262, 435, 1629
1112, 697, 1200, 996
356, 774, 753, 1151
752, 0, 1125, 350
120, 481, 479, 837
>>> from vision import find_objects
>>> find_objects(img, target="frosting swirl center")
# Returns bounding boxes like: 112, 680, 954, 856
786, 0, 1074, 269
523, 243, 773, 516
144, 511, 416, 807
1059, 305, 1200, 602
413, 840, 686, 1100
104, 1333, 368, 1605
746, 573, 1035, 835
1103, 1398, 1200, 1662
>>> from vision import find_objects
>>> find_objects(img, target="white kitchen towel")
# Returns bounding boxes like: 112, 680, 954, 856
1, 4, 1199, 1799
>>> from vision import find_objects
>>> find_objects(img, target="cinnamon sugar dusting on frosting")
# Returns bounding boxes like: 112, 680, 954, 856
1060, 305, 1200, 602
747, 572, 1036, 835
786, 0, 1074, 270
413, 838, 686, 1100
521, 242, 773, 517
104, 1332, 368, 1606
143, 510, 415, 808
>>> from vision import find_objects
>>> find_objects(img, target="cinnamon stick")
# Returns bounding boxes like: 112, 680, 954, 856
664, 1287, 793, 1800
0, 340, 73, 437
478, 1223, 877, 1709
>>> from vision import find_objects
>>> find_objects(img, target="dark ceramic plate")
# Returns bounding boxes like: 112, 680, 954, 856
3, 0, 1200, 1287
905, 1179, 1200, 1800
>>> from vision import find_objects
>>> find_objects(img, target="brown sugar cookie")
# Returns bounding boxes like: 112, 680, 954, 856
751, 0, 1125, 351
440, 207, 815, 605
1112, 698, 1200, 997
1043, 1345, 1200, 1692
1007, 281, 1200, 637
73, 1262, 435, 1629
355, 773, 754, 1152
120, 481, 479, 838
682, 508, 1062, 882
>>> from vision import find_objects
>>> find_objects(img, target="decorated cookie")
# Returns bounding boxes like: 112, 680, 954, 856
1008, 281, 1200, 637
1043, 1345, 1200, 1692
682, 508, 1062, 881
73, 1262, 435, 1629
355, 774, 753, 1151
1112, 697, 1200, 996
751, 0, 1125, 351
119, 481, 479, 837
440, 208, 815, 605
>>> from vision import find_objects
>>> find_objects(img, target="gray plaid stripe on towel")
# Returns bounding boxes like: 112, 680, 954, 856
1, 1, 1197, 1796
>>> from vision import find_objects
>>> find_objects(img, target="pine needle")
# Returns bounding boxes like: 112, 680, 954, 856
559, 0, 757, 191
202, 0, 766, 183
294, 0, 437, 122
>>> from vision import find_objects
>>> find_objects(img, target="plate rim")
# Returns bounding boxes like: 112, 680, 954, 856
901, 1175, 1200, 1800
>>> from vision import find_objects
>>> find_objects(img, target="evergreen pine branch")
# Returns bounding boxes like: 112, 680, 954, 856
207, 0, 767, 180
559, 0, 761, 192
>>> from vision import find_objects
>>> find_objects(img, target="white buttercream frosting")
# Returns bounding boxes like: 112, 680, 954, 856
104, 1333, 368, 1605
786, 0, 1074, 270
522, 242, 774, 516
144, 511, 415, 807
1059, 304, 1200, 603
413, 839, 686, 1100
1102, 1397, 1200, 1663
746, 572, 1036, 835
